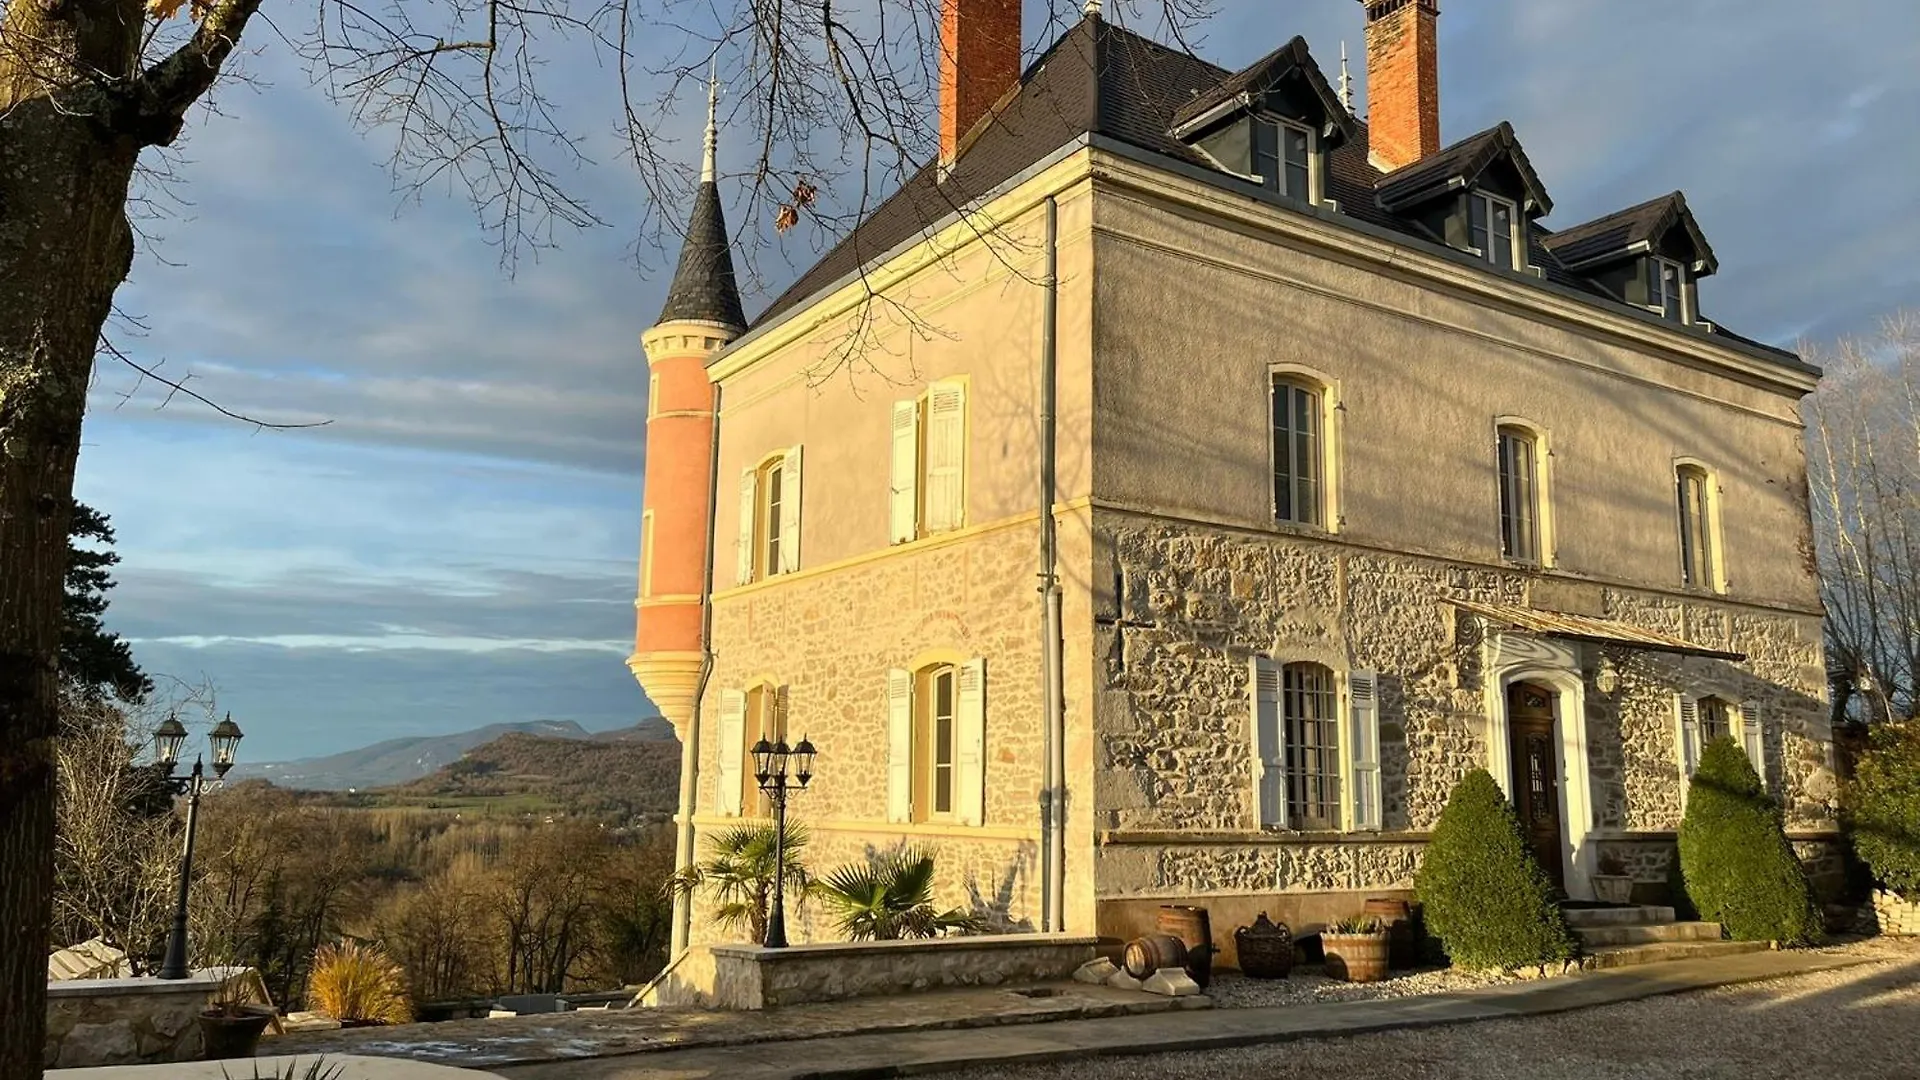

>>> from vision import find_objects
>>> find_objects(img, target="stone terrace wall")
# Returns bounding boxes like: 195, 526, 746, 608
1091, 512, 1835, 902
44, 971, 230, 1067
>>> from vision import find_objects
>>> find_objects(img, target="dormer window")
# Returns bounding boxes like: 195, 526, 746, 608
1649, 256, 1689, 323
1468, 191, 1522, 271
1254, 118, 1314, 201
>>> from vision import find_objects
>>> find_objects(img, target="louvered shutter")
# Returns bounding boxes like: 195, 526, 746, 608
923, 381, 966, 534
889, 402, 919, 544
886, 669, 913, 823
1348, 670, 1382, 832
1250, 657, 1287, 828
957, 658, 986, 826
1739, 702, 1767, 787
778, 445, 803, 575
718, 689, 746, 816
1675, 694, 1702, 779
735, 469, 757, 586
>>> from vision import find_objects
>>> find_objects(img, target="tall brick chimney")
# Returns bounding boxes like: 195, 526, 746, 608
939, 0, 1023, 166
1360, 0, 1441, 173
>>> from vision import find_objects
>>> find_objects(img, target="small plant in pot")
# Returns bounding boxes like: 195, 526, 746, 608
1591, 852, 1635, 905
1321, 915, 1390, 984
198, 971, 275, 1060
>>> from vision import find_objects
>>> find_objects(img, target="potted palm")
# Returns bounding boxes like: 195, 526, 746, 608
815, 847, 983, 940
669, 821, 814, 943
198, 970, 276, 1060
1320, 915, 1391, 984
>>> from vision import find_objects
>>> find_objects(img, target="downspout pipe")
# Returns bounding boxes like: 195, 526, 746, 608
1039, 196, 1068, 934
671, 383, 725, 958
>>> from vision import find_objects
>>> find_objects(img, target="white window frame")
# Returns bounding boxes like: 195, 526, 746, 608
1649, 256, 1691, 324
1674, 692, 1768, 801
1494, 418, 1554, 568
890, 379, 968, 544
1468, 190, 1525, 271
1674, 459, 1726, 593
736, 446, 803, 585
887, 656, 986, 827
1251, 115, 1320, 205
1267, 364, 1341, 533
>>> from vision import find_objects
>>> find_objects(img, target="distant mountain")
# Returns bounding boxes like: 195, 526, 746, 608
592, 717, 676, 743
388, 729, 683, 820
239, 720, 598, 790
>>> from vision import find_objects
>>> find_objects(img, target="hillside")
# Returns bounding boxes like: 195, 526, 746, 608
385, 730, 682, 821
237, 718, 673, 790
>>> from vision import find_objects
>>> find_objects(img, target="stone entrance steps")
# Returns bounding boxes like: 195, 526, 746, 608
1564, 905, 1770, 970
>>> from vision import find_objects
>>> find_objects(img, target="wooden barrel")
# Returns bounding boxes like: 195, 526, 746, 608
1122, 934, 1188, 979
1155, 905, 1214, 989
1363, 898, 1417, 969
1323, 932, 1390, 984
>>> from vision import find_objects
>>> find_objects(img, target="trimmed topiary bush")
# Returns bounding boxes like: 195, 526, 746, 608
1678, 736, 1820, 944
1415, 769, 1576, 970
1848, 718, 1920, 900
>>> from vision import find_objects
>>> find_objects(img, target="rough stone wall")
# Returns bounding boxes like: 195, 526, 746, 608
1092, 512, 1837, 900
43, 980, 216, 1067
691, 521, 1052, 944
709, 935, 1097, 1009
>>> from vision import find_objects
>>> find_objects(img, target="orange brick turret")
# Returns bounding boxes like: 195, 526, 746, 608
629, 86, 745, 735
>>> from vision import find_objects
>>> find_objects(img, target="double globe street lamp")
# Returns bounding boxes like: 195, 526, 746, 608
151, 712, 244, 980
750, 734, 816, 949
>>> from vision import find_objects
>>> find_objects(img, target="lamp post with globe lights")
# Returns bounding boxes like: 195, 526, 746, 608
750, 734, 816, 949
151, 712, 244, 980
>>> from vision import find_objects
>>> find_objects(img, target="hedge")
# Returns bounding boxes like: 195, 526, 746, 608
1677, 736, 1819, 944
1847, 718, 1920, 900
1415, 769, 1576, 969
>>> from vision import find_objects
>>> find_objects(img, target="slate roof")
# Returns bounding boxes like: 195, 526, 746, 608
746, 14, 1791, 368
659, 179, 747, 331
1374, 121, 1552, 216
1542, 190, 1720, 276
1168, 35, 1355, 143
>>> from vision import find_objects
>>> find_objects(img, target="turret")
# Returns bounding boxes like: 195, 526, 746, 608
630, 80, 745, 735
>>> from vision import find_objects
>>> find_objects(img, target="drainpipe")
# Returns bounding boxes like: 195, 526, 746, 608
1038, 196, 1068, 934
671, 384, 725, 958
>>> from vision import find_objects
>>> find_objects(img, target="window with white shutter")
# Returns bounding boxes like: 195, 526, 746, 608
718, 689, 746, 816
956, 658, 987, 826
922, 380, 967, 535
778, 445, 802, 574
1347, 670, 1382, 831
1675, 694, 1702, 781
1739, 701, 1767, 787
889, 401, 919, 544
886, 669, 913, 823
1249, 657, 1287, 828
735, 470, 757, 586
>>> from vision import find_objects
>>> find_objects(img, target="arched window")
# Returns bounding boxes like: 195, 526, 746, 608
1496, 424, 1544, 564
742, 683, 784, 817
1676, 463, 1719, 590
1271, 375, 1326, 527
1282, 662, 1340, 830
913, 663, 959, 821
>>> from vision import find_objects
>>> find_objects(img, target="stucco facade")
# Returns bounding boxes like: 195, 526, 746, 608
652, 140, 1837, 950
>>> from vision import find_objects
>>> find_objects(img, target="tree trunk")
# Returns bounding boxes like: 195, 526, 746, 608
1, 44, 143, 1080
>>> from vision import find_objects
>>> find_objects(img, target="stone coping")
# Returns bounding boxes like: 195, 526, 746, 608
1099, 829, 1431, 846
710, 933, 1097, 962
45, 967, 243, 999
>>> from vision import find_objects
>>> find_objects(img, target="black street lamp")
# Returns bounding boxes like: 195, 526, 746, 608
752, 734, 815, 949
152, 712, 244, 980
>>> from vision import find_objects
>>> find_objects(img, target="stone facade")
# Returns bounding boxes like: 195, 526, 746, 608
708, 935, 1097, 1009
43, 972, 230, 1067
1872, 890, 1920, 937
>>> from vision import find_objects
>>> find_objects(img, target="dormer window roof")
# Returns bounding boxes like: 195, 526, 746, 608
1543, 192, 1718, 325
1169, 36, 1354, 203
1374, 122, 1553, 219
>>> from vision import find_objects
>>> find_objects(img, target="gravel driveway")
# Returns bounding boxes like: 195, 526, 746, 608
953, 939, 1920, 1080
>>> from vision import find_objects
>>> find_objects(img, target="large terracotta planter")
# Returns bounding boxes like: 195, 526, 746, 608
1321, 931, 1390, 984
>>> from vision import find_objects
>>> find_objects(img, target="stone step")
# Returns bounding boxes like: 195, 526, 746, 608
1562, 905, 1676, 928
1573, 921, 1726, 947
1583, 939, 1771, 970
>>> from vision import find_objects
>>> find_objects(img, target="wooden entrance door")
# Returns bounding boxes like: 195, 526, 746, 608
1507, 682, 1565, 893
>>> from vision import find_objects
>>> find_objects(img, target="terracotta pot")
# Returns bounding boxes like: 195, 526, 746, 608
1362, 897, 1419, 969
1321, 932, 1391, 984
199, 1007, 274, 1060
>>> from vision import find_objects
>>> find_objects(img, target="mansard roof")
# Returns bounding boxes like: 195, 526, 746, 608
658, 178, 747, 331
1543, 191, 1720, 277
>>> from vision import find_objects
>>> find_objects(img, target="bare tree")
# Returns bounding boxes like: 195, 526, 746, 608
0, 1, 1210, 1070
1805, 310, 1920, 725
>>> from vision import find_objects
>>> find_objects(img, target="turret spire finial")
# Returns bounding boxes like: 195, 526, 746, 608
1340, 41, 1355, 112
702, 65, 719, 184
1083, 0, 1102, 18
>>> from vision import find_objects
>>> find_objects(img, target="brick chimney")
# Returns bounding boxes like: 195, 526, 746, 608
939, 0, 1023, 166
1361, 0, 1441, 173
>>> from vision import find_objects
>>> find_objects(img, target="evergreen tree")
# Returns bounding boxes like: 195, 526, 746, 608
61, 502, 151, 703
1415, 768, 1577, 970
1678, 737, 1820, 944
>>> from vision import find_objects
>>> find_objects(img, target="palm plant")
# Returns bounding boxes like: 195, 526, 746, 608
815, 847, 983, 941
668, 821, 811, 944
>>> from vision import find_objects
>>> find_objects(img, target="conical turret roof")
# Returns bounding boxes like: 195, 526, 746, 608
656, 79, 746, 332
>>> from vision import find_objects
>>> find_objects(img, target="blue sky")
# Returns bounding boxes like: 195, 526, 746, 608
81, 1, 1920, 763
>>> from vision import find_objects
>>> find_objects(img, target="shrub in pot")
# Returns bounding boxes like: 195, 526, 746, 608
1320, 915, 1390, 983
1414, 769, 1576, 970
1678, 737, 1820, 945
1846, 718, 1920, 932
198, 972, 275, 1061
306, 940, 412, 1027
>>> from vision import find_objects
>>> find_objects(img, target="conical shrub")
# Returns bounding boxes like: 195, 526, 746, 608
1678, 736, 1819, 944
1415, 769, 1576, 970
